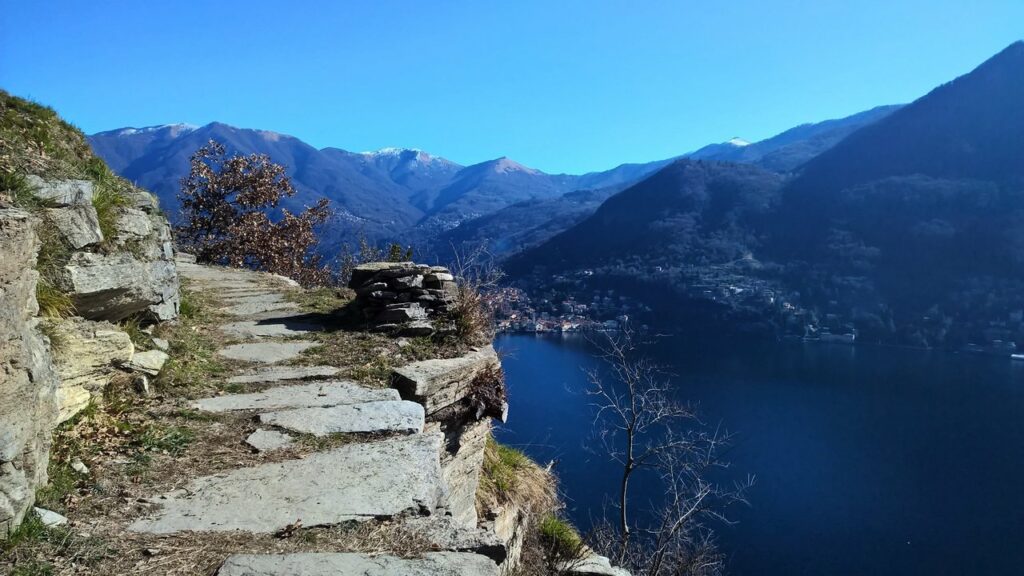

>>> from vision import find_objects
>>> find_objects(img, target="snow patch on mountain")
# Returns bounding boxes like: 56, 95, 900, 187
115, 123, 198, 137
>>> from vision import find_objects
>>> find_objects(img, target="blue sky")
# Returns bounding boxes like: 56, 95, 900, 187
1, 1, 1022, 174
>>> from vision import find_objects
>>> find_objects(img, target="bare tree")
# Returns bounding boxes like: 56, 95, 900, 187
447, 242, 505, 345
586, 326, 753, 575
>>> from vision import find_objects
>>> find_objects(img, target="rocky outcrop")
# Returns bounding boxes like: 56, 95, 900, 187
349, 262, 458, 336
0, 209, 59, 538
391, 345, 506, 529
392, 345, 506, 418
48, 317, 134, 422
27, 176, 180, 322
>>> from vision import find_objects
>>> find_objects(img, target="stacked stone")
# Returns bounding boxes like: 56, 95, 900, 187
348, 262, 458, 336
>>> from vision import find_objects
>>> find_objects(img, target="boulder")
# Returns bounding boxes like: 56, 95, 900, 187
48, 317, 134, 422
43, 205, 103, 249
113, 207, 153, 239
244, 429, 294, 452
0, 209, 59, 539
26, 176, 93, 206
127, 350, 169, 376
60, 252, 179, 322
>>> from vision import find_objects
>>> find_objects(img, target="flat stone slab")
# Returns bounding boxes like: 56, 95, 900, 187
221, 301, 299, 317
194, 381, 398, 412
127, 349, 170, 376
245, 429, 294, 452
226, 365, 341, 385
129, 432, 445, 534
219, 293, 286, 305
259, 400, 425, 436
219, 316, 326, 339
392, 345, 499, 415
217, 341, 317, 364
217, 552, 500, 576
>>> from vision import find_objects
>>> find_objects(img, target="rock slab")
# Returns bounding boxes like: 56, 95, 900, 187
226, 365, 341, 385
194, 381, 398, 413
392, 345, 500, 415
217, 552, 500, 576
259, 400, 425, 436
217, 341, 317, 364
129, 432, 446, 534
244, 429, 294, 452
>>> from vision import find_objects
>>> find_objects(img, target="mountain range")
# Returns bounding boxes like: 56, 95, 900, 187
88, 101, 899, 255
510, 41, 1024, 347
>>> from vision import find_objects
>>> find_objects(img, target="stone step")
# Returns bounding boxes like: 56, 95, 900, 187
217, 341, 317, 364
226, 365, 341, 385
194, 381, 398, 413
219, 314, 328, 339
129, 432, 446, 534
221, 300, 300, 317
259, 400, 425, 436
217, 552, 500, 576
219, 293, 286, 305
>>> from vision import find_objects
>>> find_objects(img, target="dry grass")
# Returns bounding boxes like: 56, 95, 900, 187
4, 513, 446, 576
478, 436, 557, 518
295, 327, 464, 388
151, 285, 235, 395
285, 286, 354, 314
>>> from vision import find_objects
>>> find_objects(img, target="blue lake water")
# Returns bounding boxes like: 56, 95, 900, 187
494, 333, 1024, 575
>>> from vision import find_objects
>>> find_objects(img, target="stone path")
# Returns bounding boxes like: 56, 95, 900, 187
217, 552, 500, 576
128, 260, 503, 575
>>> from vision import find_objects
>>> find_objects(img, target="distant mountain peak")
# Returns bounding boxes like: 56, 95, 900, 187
491, 157, 540, 175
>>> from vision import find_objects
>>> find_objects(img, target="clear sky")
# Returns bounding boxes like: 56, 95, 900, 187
1, 1, 1022, 174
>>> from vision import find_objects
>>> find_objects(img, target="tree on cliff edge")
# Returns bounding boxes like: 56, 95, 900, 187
177, 140, 333, 286
587, 326, 753, 576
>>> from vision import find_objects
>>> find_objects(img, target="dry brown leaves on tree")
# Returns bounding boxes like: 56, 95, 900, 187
176, 140, 334, 286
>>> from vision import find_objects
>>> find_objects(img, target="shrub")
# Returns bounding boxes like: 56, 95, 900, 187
176, 139, 334, 286
540, 514, 588, 567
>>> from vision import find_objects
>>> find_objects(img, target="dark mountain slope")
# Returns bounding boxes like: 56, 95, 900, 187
436, 105, 896, 259
506, 160, 786, 274
513, 42, 1024, 347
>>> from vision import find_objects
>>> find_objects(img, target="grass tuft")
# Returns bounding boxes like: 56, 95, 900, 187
35, 279, 74, 319
539, 514, 585, 560
479, 436, 557, 513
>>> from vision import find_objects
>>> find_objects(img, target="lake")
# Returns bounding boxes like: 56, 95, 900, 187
494, 333, 1024, 575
